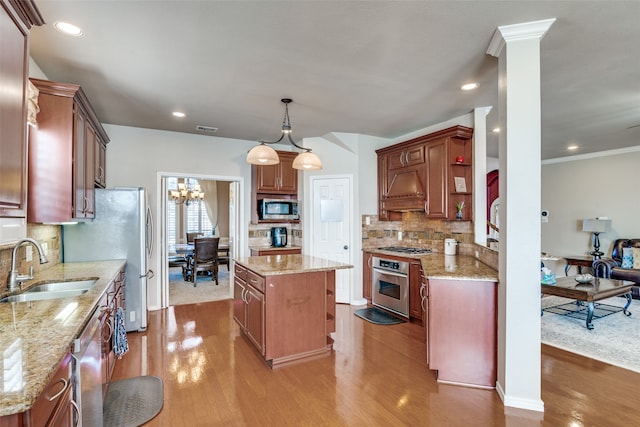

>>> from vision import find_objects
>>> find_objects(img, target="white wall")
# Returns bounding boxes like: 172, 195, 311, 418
104, 124, 258, 309
541, 147, 640, 276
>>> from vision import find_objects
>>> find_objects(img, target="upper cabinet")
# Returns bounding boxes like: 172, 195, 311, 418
0, 0, 43, 218
251, 150, 299, 224
252, 151, 298, 194
376, 125, 473, 221
28, 78, 110, 223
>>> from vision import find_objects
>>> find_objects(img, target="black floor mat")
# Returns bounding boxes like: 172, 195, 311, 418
354, 307, 407, 325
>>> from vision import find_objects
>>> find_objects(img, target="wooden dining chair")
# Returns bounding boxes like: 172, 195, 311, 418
186, 232, 202, 243
189, 237, 219, 286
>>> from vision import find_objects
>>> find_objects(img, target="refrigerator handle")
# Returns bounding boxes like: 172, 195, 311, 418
146, 206, 154, 258
142, 269, 155, 280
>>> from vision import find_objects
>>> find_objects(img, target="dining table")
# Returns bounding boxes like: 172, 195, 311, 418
172, 242, 230, 259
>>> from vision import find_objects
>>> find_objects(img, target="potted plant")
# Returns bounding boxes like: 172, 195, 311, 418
455, 201, 465, 220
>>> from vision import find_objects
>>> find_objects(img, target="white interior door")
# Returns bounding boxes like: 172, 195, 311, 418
311, 176, 352, 304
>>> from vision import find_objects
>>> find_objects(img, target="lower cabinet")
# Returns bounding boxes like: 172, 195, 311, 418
233, 275, 265, 355
233, 261, 335, 367
426, 278, 497, 388
408, 261, 423, 322
362, 252, 373, 303
100, 269, 125, 396
24, 352, 77, 427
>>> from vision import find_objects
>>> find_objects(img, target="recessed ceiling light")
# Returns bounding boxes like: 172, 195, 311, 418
567, 145, 579, 150
54, 21, 84, 37
461, 82, 479, 91
492, 127, 500, 133
172, 112, 186, 118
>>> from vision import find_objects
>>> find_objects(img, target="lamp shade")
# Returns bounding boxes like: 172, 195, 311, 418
582, 218, 612, 233
246, 144, 280, 165
292, 151, 323, 170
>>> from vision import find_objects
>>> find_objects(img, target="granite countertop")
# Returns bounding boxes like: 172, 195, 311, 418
364, 248, 498, 281
249, 245, 302, 251
234, 254, 352, 276
0, 260, 126, 417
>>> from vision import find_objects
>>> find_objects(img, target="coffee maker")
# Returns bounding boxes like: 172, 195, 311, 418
271, 227, 287, 248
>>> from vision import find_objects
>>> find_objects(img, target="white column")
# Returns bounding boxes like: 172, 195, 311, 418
473, 106, 493, 246
487, 18, 555, 412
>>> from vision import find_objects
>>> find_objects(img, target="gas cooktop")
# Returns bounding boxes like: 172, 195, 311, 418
378, 246, 432, 254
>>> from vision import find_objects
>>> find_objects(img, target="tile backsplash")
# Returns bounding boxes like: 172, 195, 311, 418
248, 222, 303, 247
361, 212, 473, 253
0, 224, 61, 289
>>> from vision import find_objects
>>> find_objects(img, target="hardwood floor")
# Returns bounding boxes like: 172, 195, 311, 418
111, 301, 640, 426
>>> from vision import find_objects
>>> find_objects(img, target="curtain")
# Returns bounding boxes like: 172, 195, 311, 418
199, 180, 218, 236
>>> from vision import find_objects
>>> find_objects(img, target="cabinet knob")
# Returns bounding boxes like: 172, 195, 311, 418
343, 245, 349, 250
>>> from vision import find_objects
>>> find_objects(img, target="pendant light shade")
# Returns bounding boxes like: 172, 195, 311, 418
246, 143, 279, 165
292, 151, 323, 170
247, 98, 323, 170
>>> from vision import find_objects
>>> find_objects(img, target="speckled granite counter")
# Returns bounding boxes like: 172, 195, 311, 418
248, 245, 302, 252
234, 254, 352, 276
0, 260, 126, 417
364, 248, 498, 282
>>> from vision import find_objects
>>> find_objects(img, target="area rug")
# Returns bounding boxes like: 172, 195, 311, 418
541, 295, 640, 373
354, 307, 406, 325
169, 266, 231, 306
103, 375, 164, 427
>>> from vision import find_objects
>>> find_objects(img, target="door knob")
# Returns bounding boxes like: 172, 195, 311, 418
343, 245, 349, 250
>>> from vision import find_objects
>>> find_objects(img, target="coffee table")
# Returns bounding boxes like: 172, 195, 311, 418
541, 276, 633, 330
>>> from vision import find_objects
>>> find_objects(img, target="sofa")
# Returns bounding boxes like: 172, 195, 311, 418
593, 238, 640, 299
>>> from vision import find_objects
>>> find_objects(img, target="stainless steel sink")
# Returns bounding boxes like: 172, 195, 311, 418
0, 289, 89, 303
25, 279, 98, 293
0, 279, 98, 303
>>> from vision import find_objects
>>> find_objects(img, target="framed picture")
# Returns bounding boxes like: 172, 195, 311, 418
454, 177, 467, 193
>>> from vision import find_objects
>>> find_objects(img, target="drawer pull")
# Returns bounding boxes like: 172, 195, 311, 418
47, 378, 68, 401
71, 399, 80, 426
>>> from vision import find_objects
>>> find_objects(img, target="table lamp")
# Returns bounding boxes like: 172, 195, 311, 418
582, 218, 612, 259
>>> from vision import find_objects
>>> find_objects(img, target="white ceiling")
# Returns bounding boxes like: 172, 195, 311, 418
29, 1, 640, 159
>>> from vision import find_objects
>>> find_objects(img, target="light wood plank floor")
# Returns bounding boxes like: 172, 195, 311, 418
111, 301, 640, 426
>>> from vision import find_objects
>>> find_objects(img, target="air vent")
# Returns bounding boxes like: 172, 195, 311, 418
196, 125, 218, 133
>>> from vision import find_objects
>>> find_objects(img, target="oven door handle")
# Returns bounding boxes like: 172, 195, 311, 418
372, 267, 408, 279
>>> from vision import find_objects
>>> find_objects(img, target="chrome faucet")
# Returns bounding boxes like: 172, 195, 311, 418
6, 238, 49, 291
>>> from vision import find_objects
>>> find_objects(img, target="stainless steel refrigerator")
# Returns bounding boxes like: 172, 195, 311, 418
63, 187, 153, 332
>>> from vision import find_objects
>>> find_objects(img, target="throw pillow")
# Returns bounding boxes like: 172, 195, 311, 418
632, 247, 640, 269
621, 247, 634, 269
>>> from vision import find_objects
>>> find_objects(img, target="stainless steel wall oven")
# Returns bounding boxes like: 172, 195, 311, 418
372, 256, 409, 318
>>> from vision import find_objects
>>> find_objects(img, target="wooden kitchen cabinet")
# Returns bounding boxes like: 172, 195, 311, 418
427, 278, 497, 388
408, 260, 423, 323
0, 0, 43, 218
233, 260, 336, 367
25, 351, 75, 427
376, 125, 473, 221
233, 264, 265, 354
362, 251, 373, 303
101, 269, 125, 396
95, 139, 107, 188
253, 150, 298, 194
28, 78, 110, 222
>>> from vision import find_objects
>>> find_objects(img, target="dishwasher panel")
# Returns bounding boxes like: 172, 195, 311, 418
72, 310, 103, 427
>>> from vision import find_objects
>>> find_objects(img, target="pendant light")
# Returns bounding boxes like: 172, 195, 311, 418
246, 98, 323, 170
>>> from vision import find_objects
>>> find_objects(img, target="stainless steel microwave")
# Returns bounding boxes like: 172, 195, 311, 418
258, 199, 299, 220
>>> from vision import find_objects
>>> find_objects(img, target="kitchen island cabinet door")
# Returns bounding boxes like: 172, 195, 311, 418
233, 278, 247, 329
264, 271, 328, 362
245, 284, 265, 355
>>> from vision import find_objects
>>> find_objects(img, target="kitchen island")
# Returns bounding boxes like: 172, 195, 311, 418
233, 254, 352, 368
0, 260, 126, 421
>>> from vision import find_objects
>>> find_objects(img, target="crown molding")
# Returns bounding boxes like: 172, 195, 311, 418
487, 18, 556, 57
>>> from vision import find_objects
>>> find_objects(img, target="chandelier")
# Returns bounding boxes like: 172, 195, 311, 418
169, 182, 204, 206
246, 98, 323, 170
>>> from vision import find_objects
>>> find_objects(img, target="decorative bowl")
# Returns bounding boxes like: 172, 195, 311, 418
575, 274, 594, 284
